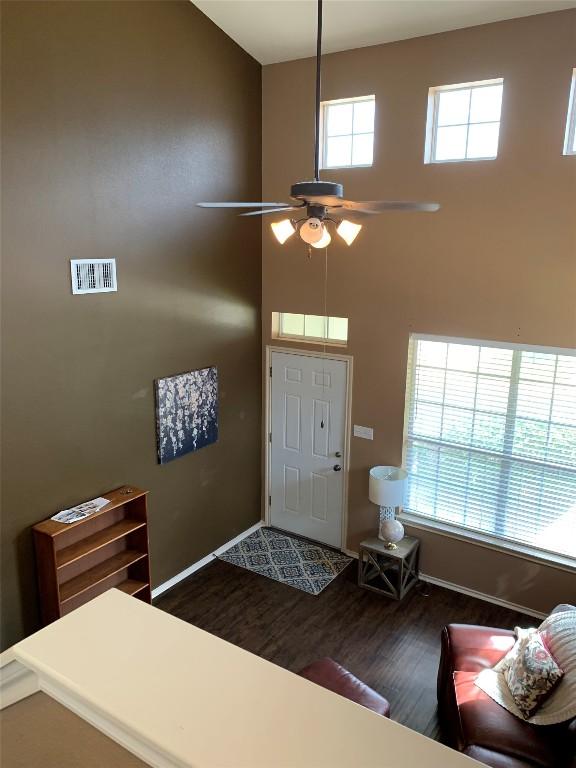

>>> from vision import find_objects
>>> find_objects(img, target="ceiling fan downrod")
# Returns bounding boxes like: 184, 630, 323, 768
314, 0, 323, 182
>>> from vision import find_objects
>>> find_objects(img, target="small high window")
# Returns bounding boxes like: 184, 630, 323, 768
273, 313, 349, 346
320, 96, 375, 169
425, 79, 504, 163
563, 70, 576, 156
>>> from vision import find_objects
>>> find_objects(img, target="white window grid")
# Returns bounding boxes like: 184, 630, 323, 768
563, 69, 576, 156
402, 334, 576, 562
276, 313, 348, 346
320, 96, 375, 170
425, 78, 504, 163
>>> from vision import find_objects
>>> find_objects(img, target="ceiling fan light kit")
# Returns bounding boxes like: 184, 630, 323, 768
270, 219, 296, 245
197, 0, 440, 250
337, 220, 362, 246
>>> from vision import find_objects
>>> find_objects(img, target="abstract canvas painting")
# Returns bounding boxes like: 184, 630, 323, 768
155, 366, 218, 464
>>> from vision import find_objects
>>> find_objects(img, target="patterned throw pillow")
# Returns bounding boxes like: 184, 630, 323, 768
504, 631, 564, 719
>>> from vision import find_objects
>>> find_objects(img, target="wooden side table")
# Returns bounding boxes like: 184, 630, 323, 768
358, 535, 420, 600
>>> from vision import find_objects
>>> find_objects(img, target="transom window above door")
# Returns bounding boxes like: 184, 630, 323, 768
321, 96, 375, 169
425, 78, 504, 163
273, 312, 349, 345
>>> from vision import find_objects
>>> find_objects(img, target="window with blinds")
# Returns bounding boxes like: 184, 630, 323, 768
402, 335, 576, 560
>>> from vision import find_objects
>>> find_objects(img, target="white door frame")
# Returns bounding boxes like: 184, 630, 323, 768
264, 345, 353, 553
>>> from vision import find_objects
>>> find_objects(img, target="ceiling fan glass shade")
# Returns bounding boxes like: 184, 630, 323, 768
337, 219, 362, 246
299, 217, 324, 245
311, 227, 332, 249
271, 219, 296, 244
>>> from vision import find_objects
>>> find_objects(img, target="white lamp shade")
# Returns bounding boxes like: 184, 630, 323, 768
336, 219, 362, 246
299, 218, 323, 244
369, 466, 407, 507
271, 219, 296, 245
311, 227, 331, 249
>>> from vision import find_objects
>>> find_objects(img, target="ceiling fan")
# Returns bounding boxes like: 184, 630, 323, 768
198, 0, 440, 249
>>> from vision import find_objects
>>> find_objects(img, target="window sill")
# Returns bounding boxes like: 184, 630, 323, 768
320, 164, 373, 171
273, 334, 347, 348
398, 512, 576, 574
425, 156, 498, 164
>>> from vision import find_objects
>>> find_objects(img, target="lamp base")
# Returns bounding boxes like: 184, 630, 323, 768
378, 506, 404, 549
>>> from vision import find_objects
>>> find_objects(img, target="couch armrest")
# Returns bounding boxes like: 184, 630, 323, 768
438, 624, 516, 708
442, 624, 516, 672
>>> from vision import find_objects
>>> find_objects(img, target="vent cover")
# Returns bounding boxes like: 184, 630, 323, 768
70, 259, 117, 294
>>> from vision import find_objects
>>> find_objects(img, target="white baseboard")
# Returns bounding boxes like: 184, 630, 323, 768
345, 548, 545, 619
418, 573, 547, 620
151, 521, 263, 600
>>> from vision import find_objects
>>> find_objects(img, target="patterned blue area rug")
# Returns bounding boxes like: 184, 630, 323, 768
218, 527, 352, 595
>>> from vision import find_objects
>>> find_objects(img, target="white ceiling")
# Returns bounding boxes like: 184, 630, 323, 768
192, 0, 576, 64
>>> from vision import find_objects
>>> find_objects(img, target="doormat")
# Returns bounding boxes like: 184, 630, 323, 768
218, 527, 352, 595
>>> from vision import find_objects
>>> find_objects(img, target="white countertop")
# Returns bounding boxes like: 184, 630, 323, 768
5, 589, 478, 768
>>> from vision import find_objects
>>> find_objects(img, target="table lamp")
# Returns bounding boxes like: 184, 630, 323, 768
369, 466, 408, 549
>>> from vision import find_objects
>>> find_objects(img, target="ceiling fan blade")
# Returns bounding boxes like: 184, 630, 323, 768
239, 206, 302, 217
197, 201, 292, 208
338, 200, 441, 213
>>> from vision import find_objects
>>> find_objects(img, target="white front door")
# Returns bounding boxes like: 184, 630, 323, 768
269, 351, 348, 548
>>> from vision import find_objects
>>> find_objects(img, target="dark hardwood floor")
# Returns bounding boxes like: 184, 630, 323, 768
155, 557, 536, 740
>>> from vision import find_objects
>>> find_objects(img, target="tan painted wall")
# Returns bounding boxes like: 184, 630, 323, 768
262, 11, 576, 614
1, 0, 262, 649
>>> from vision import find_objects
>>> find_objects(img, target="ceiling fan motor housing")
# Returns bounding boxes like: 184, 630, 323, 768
290, 181, 344, 200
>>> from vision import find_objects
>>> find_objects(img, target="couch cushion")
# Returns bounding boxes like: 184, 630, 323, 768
299, 658, 390, 717
454, 672, 571, 767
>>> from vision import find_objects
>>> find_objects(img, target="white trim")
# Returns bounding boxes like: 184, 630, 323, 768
345, 549, 547, 620
400, 513, 576, 574
151, 521, 263, 599
410, 332, 575, 356
563, 68, 576, 156
38, 676, 185, 768
0, 650, 40, 709
418, 573, 547, 620
264, 345, 353, 552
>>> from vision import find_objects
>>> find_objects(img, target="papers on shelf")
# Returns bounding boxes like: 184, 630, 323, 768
52, 497, 110, 524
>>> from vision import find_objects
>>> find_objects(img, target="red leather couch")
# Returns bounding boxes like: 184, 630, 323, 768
437, 605, 575, 768
299, 657, 391, 717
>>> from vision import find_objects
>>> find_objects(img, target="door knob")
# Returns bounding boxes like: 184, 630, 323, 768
333, 464, 342, 472
335, 451, 342, 458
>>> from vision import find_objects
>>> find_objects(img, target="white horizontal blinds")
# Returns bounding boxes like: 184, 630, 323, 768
404, 336, 576, 559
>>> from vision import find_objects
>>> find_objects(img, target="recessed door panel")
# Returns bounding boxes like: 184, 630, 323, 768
311, 472, 328, 521
284, 466, 300, 513
284, 394, 301, 451
313, 371, 331, 388
286, 367, 303, 383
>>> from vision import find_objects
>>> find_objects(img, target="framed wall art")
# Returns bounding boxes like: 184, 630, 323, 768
155, 366, 218, 464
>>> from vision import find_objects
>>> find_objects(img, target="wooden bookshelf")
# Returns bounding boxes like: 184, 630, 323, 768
33, 486, 151, 625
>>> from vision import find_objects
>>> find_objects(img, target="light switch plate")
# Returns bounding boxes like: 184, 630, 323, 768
353, 425, 373, 440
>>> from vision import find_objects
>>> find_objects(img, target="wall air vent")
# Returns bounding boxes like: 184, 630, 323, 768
70, 259, 117, 294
